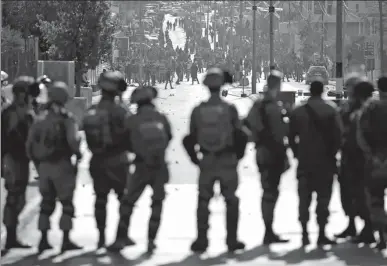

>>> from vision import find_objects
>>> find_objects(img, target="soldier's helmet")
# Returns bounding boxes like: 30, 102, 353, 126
47, 81, 70, 105
203, 67, 233, 90
130, 86, 158, 105
12, 76, 35, 95
98, 71, 127, 94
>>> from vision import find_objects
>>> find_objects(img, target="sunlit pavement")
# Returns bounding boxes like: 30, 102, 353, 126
2, 15, 386, 266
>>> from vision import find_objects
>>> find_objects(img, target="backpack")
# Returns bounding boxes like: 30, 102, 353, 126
130, 115, 168, 167
29, 110, 67, 161
83, 105, 113, 155
196, 103, 233, 153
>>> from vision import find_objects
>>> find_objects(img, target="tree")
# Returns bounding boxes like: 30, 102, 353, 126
38, 1, 118, 96
1, 26, 24, 53
298, 16, 321, 69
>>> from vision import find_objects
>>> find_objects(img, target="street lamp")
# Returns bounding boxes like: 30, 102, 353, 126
252, 0, 257, 94
269, 0, 275, 70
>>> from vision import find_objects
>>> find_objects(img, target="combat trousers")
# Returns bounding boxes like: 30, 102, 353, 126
260, 166, 284, 228
119, 162, 169, 241
38, 158, 76, 230
196, 154, 240, 246
89, 154, 130, 232
339, 154, 370, 219
298, 170, 334, 227
3, 155, 30, 227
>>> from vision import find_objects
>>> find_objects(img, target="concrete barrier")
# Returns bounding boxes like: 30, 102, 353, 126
80, 87, 92, 107
66, 97, 87, 128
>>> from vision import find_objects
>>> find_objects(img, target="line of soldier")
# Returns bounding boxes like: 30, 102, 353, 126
1, 69, 386, 258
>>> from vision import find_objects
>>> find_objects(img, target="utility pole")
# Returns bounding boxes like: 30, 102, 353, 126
230, 1, 234, 59
336, 0, 343, 96
139, 1, 144, 86
269, 0, 275, 70
252, 0, 257, 94
206, 0, 210, 37
222, 0, 226, 50
239, 0, 243, 61
320, 2, 325, 61
379, 0, 385, 74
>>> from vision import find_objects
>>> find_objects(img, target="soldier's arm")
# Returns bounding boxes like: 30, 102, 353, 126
332, 110, 344, 155
189, 106, 199, 140
358, 105, 374, 152
64, 117, 82, 158
266, 103, 287, 152
288, 110, 299, 158
25, 121, 37, 161
162, 114, 173, 142
244, 101, 264, 142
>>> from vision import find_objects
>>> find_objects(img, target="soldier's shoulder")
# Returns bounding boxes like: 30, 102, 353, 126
325, 100, 338, 109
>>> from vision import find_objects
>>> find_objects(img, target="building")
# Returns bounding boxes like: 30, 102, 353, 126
280, 0, 386, 77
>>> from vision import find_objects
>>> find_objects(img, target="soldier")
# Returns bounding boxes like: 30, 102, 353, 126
335, 74, 375, 243
183, 68, 248, 253
26, 81, 82, 253
244, 71, 290, 245
108, 86, 172, 253
1, 76, 36, 251
82, 71, 131, 249
288, 79, 342, 246
357, 76, 387, 250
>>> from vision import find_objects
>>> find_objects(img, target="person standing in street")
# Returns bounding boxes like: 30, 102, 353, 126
335, 74, 375, 243
1, 76, 36, 252
288, 79, 343, 246
244, 71, 290, 245
183, 68, 248, 253
357, 76, 387, 250
26, 81, 82, 253
108, 86, 172, 254
191, 61, 199, 85
83, 71, 132, 249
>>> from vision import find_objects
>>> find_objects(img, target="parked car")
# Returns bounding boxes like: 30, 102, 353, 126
305, 66, 329, 85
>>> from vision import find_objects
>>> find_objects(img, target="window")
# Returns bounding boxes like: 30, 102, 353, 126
372, 18, 377, 35
314, 1, 323, 15
327, 0, 333, 15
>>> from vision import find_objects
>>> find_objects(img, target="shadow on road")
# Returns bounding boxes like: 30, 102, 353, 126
331, 243, 387, 266
2, 243, 386, 266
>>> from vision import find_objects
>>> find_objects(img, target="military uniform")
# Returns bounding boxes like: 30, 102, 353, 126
109, 86, 172, 253
83, 71, 131, 249
357, 83, 387, 250
1, 76, 36, 250
336, 101, 373, 241
288, 95, 342, 246
183, 68, 247, 253
245, 92, 290, 244
26, 81, 82, 253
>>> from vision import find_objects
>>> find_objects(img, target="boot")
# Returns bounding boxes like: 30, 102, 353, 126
335, 221, 357, 239
5, 226, 31, 249
227, 241, 245, 252
376, 229, 386, 250
317, 226, 336, 246
147, 240, 156, 254
351, 226, 376, 244
263, 227, 289, 245
61, 230, 82, 253
38, 231, 53, 253
106, 223, 135, 252
97, 228, 105, 249
190, 238, 208, 253
301, 224, 310, 246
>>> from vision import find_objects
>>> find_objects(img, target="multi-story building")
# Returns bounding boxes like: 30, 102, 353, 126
280, 0, 386, 77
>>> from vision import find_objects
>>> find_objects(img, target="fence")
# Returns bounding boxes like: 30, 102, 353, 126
1, 49, 37, 82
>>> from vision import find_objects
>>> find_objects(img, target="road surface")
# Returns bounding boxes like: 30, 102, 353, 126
1, 14, 386, 266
